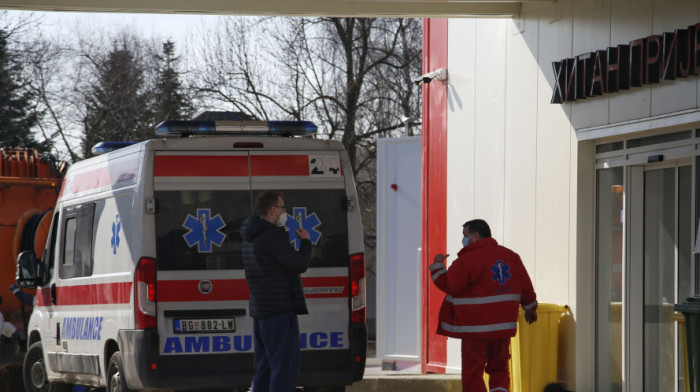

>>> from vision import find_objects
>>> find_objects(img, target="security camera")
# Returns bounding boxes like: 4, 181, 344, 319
413, 68, 448, 86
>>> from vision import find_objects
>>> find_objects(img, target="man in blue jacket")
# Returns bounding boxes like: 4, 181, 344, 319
241, 190, 311, 392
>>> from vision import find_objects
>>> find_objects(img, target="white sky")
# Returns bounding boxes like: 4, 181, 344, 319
6, 10, 225, 45
2, 10, 233, 160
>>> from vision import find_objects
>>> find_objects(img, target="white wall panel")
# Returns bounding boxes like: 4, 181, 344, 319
474, 18, 507, 241
533, 3, 579, 387
609, 0, 653, 123
446, 17, 477, 373
652, 0, 697, 32
610, 89, 654, 123
651, 0, 698, 115
447, 18, 477, 258
503, 13, 539, 274
570, 0, 611, 129
652, 83, 697, 116
571, 96, 610, 130
575, 141, 596, 392
563, 126, 580, 390
535, 0, 575, 304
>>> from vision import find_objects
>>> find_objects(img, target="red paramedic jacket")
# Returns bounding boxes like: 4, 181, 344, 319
430, 237, 537, 340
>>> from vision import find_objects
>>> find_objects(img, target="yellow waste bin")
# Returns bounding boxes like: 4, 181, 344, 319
483, 304, 568, 392
510, 303, 568, 392
671, 311, 690, 392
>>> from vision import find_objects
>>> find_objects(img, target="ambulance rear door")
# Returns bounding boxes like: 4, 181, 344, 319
249, 150, 356, 386
152, 151, 255, 387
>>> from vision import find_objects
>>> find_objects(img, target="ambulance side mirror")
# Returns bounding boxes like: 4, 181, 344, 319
16, 251, 39, 289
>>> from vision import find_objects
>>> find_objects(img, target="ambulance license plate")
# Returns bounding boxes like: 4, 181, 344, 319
174, 318, 235, 334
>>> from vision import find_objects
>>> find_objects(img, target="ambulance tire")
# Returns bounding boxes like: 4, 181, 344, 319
107, 352, 135, 392
23, 342, 72, 392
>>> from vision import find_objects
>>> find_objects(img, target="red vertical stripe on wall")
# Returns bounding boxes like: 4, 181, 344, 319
421, 18, 448, 374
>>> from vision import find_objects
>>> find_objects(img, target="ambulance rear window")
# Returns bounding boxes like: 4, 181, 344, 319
155, 190, 251, 270
263, 189, 349, 268
155, 189, 350, 270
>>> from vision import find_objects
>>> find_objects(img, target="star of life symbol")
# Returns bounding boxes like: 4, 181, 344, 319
182, 208, 227, 253
111, 214, 121, 255
491, 260, 511, 285
284, 207, 322, 251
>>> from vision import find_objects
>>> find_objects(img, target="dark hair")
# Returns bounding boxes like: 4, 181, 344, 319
255, 191, 283, 216
463, 219, 491, 238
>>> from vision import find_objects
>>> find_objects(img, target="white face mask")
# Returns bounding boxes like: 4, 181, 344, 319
276, 209, 288, 227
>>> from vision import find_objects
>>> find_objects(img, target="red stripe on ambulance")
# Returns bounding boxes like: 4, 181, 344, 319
157, 277, 348, 302
70, 164, 136, 193
35, 277, 347, 306
153, 155, 312, 177
250, 155, 309, 176
154, 155, 249, 177
36, 282, 132, 306
71, 168, 111, 193
64, 159, 138, 197
158, 279, 250, 302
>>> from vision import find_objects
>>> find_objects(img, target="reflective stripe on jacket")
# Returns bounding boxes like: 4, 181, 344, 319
431, 237, 537, 340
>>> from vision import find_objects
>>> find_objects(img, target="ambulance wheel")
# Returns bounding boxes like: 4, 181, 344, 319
107, 352, 134, 392
23, 342, 72, 392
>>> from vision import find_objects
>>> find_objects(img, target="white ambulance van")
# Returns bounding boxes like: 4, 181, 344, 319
16, 120, 367, 392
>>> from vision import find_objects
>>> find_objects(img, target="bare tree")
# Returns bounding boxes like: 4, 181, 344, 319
193, 16, 422, 277
16, 22, 163, 162
21, 36, 82, 162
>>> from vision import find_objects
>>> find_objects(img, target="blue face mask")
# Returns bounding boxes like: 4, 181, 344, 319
462, 236, 470, 247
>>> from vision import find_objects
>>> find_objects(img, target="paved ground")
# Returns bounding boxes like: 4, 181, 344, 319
346, 341, 462, 392
30, 340, 460, 392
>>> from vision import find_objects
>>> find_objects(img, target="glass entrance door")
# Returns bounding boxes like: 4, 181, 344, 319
596, 162, 692, 392
595, 167, 624, 392
629, 164, 692, 392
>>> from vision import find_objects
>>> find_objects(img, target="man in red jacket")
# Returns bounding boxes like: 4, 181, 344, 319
431, 219, 537, 392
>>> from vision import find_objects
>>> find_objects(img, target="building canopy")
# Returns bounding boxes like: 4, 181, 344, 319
0, 0, 552, 18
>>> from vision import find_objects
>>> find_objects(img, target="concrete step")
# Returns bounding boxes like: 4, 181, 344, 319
353, 341, 462, 392
347, 374, 462, 392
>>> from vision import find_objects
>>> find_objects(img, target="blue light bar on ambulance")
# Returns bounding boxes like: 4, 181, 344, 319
91, 142, 138, 155
154, 120, 317, 136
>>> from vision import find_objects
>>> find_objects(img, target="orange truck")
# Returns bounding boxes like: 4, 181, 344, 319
0, 149, 65, 391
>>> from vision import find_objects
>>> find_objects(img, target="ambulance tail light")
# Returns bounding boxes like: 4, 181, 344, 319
349, 253, 366, 323
135, 257, 157, 329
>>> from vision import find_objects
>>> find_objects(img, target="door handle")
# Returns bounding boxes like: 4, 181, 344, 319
51, 283, 57, 304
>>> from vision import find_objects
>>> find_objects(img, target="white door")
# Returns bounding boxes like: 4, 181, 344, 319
376, 137, 422, 364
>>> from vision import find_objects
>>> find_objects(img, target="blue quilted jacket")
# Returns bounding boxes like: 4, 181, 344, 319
240, 216, 312, 319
